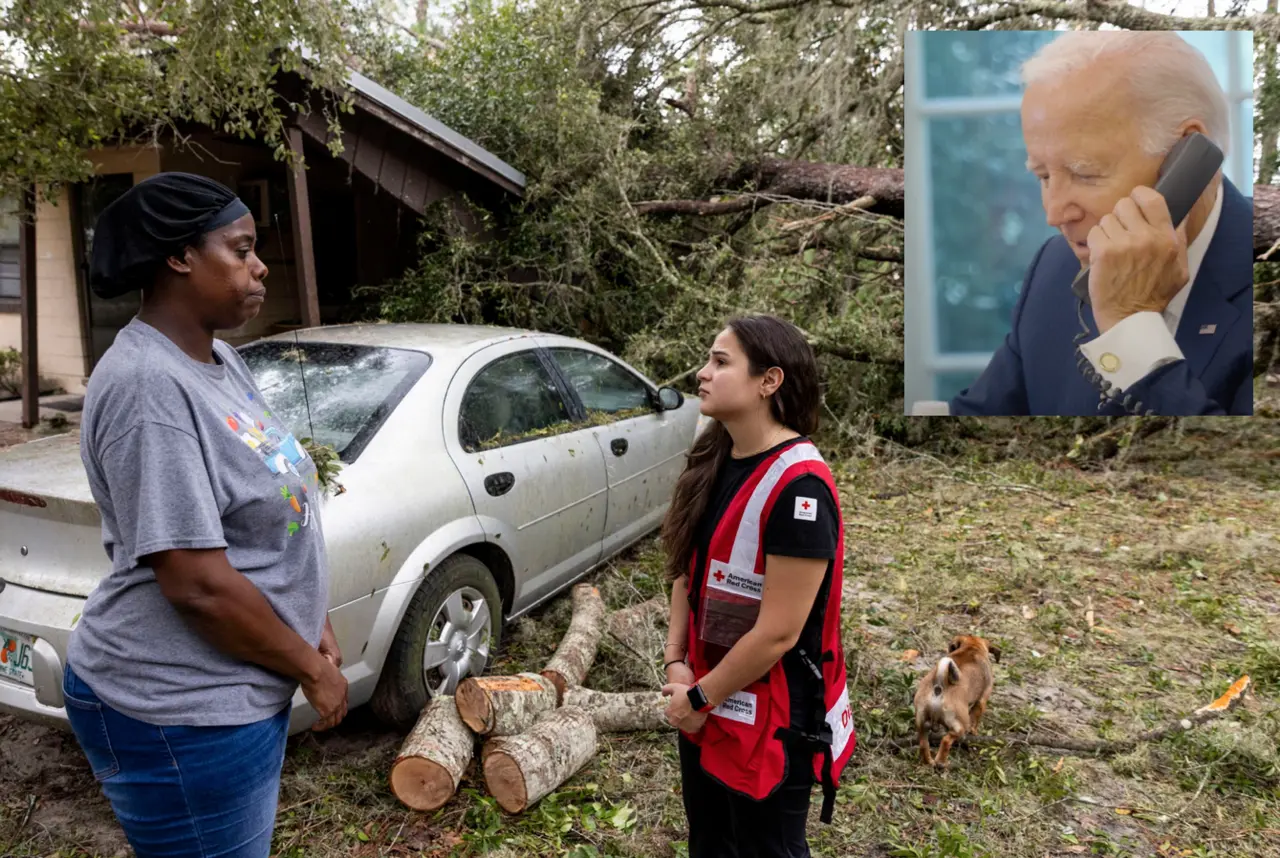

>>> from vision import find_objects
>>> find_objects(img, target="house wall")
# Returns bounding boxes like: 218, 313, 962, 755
0, 314, 18, 355
0, 146, 162, 395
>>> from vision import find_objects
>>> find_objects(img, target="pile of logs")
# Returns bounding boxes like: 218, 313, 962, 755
389, 584, 671, 814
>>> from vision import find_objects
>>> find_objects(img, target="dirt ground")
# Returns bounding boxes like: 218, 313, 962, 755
0, 421, 1277, 857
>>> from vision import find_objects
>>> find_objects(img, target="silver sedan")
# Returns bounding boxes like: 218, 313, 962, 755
0, 324, 704, 732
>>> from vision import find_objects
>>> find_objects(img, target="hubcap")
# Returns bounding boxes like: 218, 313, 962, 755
422, 586, 492, 696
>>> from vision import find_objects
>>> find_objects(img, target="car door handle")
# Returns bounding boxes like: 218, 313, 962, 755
610, 438, 628, 456
484, 472, 515, 496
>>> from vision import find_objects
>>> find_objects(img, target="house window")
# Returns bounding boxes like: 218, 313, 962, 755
0, 197, 19, 303
905, 30, 1255, 406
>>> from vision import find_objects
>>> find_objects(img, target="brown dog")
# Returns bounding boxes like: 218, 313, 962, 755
913, 635, 1001, 768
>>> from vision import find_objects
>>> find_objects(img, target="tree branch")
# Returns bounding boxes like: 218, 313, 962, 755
77, 18, 182, 36
768, 232, 904, 264
664, 97, 695, 117
635, 196, 762, 216
849, 245, 903, 264
812, 340, 902, 367
951, 1, 1276, 37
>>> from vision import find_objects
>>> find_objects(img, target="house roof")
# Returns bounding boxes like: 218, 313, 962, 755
295, 44, 525, 198
345, 69, 526, 194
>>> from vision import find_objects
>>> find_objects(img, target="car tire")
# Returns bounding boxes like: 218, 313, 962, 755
370, 552, 503, 728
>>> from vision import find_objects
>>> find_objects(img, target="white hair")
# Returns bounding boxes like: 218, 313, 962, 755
1020, 32, 1230, 158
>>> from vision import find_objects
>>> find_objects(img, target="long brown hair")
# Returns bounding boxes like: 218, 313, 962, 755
661, 315, 820, 581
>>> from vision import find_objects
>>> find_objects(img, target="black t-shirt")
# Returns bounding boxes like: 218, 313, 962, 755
691, 436, 839, 731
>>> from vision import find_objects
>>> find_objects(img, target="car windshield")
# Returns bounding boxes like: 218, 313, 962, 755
238, 340, 431, 461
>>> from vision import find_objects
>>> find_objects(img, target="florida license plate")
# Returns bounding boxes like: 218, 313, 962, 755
0, 628, 35, 686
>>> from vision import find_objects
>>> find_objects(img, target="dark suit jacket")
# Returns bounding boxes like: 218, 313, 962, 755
949, 177, 1254, 416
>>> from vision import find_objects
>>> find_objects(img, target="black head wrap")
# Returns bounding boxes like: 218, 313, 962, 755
89, 172, 252, 299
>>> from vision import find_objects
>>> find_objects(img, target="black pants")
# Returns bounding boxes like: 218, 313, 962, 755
678, 733, 814, 858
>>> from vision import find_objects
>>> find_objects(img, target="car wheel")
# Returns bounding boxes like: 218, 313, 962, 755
370, 552, 503, 727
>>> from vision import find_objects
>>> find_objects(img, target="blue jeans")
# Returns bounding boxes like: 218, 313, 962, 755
62, 662, 289, 858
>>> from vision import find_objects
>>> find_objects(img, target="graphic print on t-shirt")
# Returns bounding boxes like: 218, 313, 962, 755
224, 391, 314, 536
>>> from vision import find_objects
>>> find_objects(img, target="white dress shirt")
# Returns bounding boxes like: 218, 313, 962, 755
1077, 183, 1224, 392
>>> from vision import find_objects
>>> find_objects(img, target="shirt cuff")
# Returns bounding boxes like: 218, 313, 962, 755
1078, 311, 1184, 392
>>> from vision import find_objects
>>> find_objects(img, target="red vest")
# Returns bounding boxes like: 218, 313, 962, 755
685, 440, 855, 822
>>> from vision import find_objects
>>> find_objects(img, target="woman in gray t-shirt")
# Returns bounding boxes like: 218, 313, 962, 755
64, 172, 347, 858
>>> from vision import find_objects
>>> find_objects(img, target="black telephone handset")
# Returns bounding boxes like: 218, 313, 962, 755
1070, 132, 1224, 303
1069, 132, 1222, 416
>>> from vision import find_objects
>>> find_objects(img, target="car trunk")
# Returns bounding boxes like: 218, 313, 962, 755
0, 434, 105, 597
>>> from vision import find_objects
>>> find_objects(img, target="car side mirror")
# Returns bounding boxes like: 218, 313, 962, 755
657, 386, 684, 411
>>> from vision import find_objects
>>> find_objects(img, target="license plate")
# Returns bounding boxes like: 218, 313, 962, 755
0, 628, 35, 687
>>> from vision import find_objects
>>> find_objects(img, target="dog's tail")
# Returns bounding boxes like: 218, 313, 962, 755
933, 656, 961, 695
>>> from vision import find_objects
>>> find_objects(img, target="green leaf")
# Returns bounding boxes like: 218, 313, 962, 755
610, 804, 637, 830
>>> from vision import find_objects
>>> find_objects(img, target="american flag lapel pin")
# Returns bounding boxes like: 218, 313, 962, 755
1199, 323, 1216, 335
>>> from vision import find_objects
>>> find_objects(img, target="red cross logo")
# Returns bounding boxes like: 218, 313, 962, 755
713, 570, 725, 582
802, 501, 811, 511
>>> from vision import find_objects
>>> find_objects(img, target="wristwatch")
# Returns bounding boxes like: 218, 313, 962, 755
686, 683, 714, 714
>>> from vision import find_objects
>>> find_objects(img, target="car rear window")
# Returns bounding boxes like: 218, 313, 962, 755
238, 340, 431, 462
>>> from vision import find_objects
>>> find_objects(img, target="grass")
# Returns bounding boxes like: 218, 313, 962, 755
1, 423, 1277, 857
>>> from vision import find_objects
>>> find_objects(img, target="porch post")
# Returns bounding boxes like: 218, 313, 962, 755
285, 126, 321, 328
19, 185, 37, 429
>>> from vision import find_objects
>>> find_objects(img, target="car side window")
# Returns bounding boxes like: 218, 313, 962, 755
459, 351, 572, 452
549, 348, 652, 421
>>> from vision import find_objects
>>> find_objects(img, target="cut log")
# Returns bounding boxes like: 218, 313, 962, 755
604, 596, 668, 686
607, 596, 667, 647
455, 672, 559, 736
389, 695, 474, 812
540, 583, 607, 701
562, 687, 673, 733
481, 706, 598, 813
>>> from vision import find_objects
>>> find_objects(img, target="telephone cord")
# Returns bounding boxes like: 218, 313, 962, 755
1073, 298, 1155, 417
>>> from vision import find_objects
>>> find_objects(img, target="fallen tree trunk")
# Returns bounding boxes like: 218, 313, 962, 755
1256, 301, 1279, 378
892, 675, 1252, 757
562, 687, 673, 733
482, 706, 598, 813
541, 583, 607, 702
455, 673, 559, 736
1257, 184, 1280, 259
635, 161, 905, 219
389, 695, 474, 811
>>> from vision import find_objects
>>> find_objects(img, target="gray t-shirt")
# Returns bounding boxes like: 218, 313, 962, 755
68, 318, 329, 727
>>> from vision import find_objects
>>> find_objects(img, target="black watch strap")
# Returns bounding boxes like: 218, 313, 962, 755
687, 683, 713, 713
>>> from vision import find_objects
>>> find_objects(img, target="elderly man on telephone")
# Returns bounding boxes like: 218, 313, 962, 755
921, 32, 1253, 417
